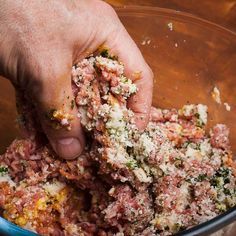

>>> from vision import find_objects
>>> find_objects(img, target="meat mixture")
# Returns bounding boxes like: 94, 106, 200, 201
0, 54, 235, 236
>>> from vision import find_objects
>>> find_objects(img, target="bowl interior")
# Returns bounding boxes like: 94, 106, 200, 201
0, 5, 235, 236
0, 79, 19, 154
117, 6, 236, 154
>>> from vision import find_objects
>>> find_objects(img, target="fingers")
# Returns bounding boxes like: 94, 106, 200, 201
105, 23, 154, 129
29, 58, 85, 160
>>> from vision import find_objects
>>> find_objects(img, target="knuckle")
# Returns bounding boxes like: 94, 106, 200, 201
98, 0, 116, 14
94, 0, 117, 19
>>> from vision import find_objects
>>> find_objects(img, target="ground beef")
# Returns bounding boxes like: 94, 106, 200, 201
0, 53, 235, 235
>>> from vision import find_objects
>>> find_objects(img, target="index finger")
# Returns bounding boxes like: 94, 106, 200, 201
105, 24, 153, 129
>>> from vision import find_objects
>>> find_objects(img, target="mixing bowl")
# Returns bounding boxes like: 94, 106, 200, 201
0, 6, 235, 236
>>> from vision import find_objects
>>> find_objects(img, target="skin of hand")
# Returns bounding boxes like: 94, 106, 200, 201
0, 0, 153, 160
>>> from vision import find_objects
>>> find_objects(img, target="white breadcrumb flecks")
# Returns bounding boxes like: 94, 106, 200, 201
197, 104, 208, 125
0, 173, 16, 187
211, 86, 222, 104
180, 104, 195, 117
224, 102, 231, 111
43, 181, 65, 196
0, 54, 235, 236
141, 37, 151, 46
70, 55, 235, 235
167, 22, 174, 31
179, 104, 208, 126
133, 168, 152, 183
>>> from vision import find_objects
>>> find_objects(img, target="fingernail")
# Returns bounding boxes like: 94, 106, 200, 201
53, 138, 82, 160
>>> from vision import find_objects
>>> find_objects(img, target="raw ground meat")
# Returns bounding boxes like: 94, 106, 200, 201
0, 54, 235, 236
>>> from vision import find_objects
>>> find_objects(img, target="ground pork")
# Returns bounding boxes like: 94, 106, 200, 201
0, 53, 235, 235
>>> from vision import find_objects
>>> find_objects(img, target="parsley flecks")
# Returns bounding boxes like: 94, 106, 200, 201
71, 100, 75, 110
195, 113, 200, 119
126, 160, 138, 169
173, 223, 185, 233
211, 167, 231, 187
100, 49, 109, 58
100, 49, 118, 60
196, 174, 207, 182
216, 202, 227, 212
0, 166, 8, 174
45, 109, 57, 120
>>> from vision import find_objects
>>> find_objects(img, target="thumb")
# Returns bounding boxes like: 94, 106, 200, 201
30, 59, 85, 160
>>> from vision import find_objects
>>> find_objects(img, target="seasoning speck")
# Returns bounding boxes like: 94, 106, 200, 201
224, 102, 231, 111
167, 22, 173, 31
211, 86, 222, 104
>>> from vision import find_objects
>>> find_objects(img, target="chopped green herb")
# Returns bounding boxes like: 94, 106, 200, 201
216, 202, 227, 212
195, 113, 200, 119
194, 112, 205, 127
45, 109, 57, 120
100, 49, 118, 60
126, 160, 138, 169
211, 177, 224, 188
0, 166, 8, 175
71, 100, 75, 110
211, 167, 231, 187
196, 174, 207, 182
196, 119, 204, 128
223, 188, 231, 195
121, 76, 129, 83
183, 141, 192, 148
173, 223, 185, 233
216, 167, 230, 178
100, 49, 109, 58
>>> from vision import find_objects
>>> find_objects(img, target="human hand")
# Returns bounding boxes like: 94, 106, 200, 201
0, 0, 153, 159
